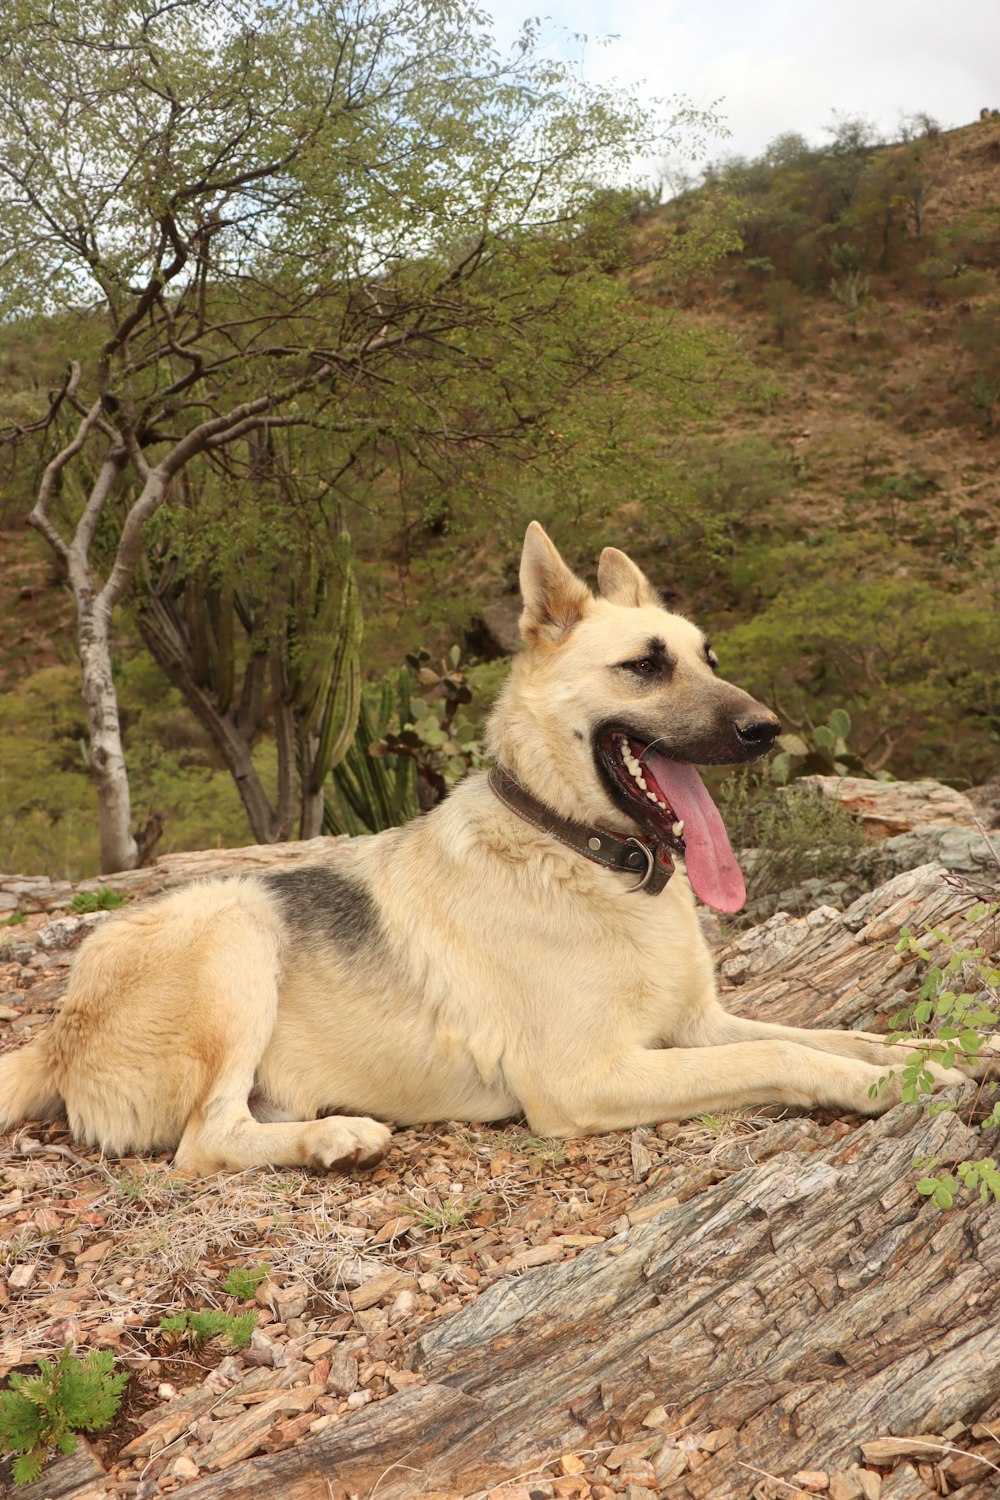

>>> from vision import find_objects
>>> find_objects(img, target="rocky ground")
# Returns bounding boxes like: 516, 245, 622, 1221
0, 779, 998, 1500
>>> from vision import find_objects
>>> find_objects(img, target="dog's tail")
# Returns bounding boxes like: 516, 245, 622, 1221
0, 1040, 61, 1132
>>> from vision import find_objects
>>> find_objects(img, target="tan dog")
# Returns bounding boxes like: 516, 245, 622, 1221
0, 524, 964, 1173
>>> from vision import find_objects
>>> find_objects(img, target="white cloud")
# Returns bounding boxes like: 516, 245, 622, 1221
486, 0, 1000, 166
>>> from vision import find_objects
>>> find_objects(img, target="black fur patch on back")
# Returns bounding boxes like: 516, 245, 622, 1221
261, 866, 381, 950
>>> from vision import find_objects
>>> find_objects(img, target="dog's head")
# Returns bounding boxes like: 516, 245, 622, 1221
487, 522, 780, 913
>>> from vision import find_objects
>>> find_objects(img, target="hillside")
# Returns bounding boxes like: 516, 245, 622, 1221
1, 117, 999, 877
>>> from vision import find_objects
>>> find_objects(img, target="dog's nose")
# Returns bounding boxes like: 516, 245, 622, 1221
734, 715, 780, 750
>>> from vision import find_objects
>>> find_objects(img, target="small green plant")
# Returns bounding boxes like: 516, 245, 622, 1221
768, 707, 889, 783
158, 1308, 258, 1350
222, 1263, 270, 1301
69, 887, 128, 914
829, 241, 869, 310
0, 1346, 128, 1485
871, 902, 1000, 1207
516, 1136, 567, 1164
326, 646, 496, 835
373, 647, 489, 805
2, 911, 26, 926
416, 1196, 481, 1231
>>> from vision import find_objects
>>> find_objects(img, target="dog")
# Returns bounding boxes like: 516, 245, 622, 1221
0, 523, 966, 1173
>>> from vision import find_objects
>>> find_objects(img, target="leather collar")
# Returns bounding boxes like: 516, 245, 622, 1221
487, 763, 674, 895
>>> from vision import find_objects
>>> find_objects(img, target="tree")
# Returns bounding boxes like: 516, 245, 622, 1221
0, 0, 718, 870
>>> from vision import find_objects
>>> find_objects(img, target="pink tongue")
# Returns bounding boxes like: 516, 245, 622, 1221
643, 753, 746, 914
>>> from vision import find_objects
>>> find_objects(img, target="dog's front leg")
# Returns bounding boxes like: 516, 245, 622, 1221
684, 1007, 975, 1083
519, 1039, 916, 1136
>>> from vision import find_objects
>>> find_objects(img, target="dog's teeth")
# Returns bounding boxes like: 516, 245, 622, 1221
646, 791, 659, 802
636, 775, 647, 790
672, 820, 684, 837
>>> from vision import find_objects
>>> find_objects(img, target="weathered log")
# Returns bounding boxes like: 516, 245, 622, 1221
168, 863, 1000, 1500
4, 1438, 107, 1500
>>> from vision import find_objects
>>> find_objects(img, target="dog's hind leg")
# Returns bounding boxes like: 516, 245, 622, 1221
175, 1102, 391, 1175
172, 922, 391, 1176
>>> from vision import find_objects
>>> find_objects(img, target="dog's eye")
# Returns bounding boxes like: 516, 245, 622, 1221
704, 642, 719, 672
622, 657, 659, 677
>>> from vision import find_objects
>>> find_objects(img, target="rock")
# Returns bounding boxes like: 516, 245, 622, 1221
469, 597, 522, 657
967, 775, 1000, 829
828, 1474, 864, 1500
852, 826, 999, 887
35, 912, 110, 950
270, 1281, 310, 1322
795, 776, 978, 836
325, 1348, 359, 1396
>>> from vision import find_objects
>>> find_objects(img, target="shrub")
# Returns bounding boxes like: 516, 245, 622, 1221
715, 557, 1000, 783
874, 896, 1000, 1207
326, 649, 504, 835
69, 888, 128, 914
718, 771, 865, 911
0, 1347, 128, 1485
222, 1264, 270, 1301
158, 1309, 257, 1350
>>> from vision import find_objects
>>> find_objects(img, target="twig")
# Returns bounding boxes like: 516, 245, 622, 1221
737, 1460, 812, 1495
13, 1134, 120, 1186
974, 817, 1000, 873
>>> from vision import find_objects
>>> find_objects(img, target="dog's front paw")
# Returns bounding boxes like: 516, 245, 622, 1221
865, 1055, 975, 1115
309, 1115, 392, 1171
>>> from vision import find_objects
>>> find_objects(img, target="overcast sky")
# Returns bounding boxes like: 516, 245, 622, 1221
487, 0, 999, 179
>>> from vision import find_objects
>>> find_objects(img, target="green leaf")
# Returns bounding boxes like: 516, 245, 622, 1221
775, 733, 809, 757
12, 1453, 44, 1485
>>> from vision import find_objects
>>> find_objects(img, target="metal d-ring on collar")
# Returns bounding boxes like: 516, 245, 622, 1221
624, 837, 656, 892
487, 764, 673, 896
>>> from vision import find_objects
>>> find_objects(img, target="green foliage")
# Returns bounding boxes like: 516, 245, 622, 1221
325, 671, 420, 836
0, 660, 252, 878
768, 708, 891, 784
222, 1264, 270, 1301
715, 548, 1000, 784
718, 772, 865, 909
326, 649, 505, 835
829, 242, 870, 309
69, 887, 128, 914
0, 1346, 128, 1486
872, 907, 1000, 1207
139, 507, 364, 841
0, 0, 731, 870
955, 300, 1000, 427
644, 437, 795, 602
378, 648, 493, 804
416, 1196, 480, 1231
158, 1309, 257, 1351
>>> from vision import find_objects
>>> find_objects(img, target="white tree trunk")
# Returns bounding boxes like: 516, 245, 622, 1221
76, 597, 139, 874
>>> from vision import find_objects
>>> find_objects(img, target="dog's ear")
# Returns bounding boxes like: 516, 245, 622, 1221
519, 522, 591, 646
597, 547, 660, 609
